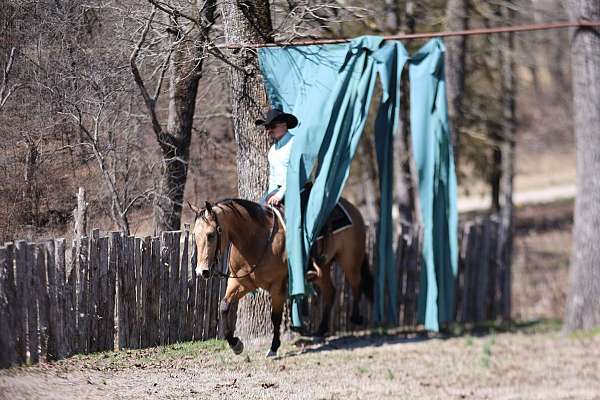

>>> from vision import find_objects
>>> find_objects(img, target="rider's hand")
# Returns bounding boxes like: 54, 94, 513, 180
267, 193, 282, 206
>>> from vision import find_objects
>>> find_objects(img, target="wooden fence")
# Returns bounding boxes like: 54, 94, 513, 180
0, 227, 227, 368
0, 214, 510, 369
304, 214, 510, 332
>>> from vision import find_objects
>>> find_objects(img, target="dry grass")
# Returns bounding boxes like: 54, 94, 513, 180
1, 326, 599, 400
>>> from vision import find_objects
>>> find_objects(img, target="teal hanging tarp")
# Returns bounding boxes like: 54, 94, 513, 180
410, 40, 459, 330
258, 37, 458, 331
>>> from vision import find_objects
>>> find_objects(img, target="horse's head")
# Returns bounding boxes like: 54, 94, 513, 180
189, 201, 224, 279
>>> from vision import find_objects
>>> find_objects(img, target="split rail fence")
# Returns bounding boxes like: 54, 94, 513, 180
0, 214, 509, 368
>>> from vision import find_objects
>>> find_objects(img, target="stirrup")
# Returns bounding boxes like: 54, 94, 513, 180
306, 270, 319, 281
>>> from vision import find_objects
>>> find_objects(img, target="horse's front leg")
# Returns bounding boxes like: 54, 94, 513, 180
266, 283, 285, 358
220, 278, 248, 355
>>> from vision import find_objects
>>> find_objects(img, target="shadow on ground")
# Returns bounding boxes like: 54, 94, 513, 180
282, 318, 562, 356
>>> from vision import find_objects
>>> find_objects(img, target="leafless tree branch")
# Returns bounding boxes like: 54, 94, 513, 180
146, 0, 197, 25
130, 7, 164, 139
0, 47, 22, 110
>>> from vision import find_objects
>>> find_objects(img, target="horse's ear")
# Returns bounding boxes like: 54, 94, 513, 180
188, 201, 201, 216
205, 201, 213, 213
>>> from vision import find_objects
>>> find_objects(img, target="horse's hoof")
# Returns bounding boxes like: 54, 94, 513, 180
231, 338, 244, 355
265, 349, 277, 358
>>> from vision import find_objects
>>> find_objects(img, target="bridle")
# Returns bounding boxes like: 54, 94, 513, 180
202, 205, 278, 280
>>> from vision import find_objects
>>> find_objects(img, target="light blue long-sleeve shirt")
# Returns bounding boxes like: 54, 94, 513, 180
267, 131, 295, 198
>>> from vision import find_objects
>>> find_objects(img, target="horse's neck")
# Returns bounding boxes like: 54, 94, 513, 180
219, 206, 270, 261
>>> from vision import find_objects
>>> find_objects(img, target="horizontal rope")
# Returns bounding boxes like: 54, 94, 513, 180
219, 20, 600, 49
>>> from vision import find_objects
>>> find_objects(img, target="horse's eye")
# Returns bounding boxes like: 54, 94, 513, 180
207, 232, 215, 241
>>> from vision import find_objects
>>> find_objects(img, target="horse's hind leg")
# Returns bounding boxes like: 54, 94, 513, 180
313, 263, 335, 337
336, 250, 366, 326
266, 282, 286, 358
220, 278, 249, 355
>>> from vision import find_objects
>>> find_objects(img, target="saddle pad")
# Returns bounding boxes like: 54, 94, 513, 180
316, 202, 353, 240
267, 202, 353, 240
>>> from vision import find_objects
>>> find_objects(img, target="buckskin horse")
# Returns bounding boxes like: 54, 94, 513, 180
189, 198, 373, 357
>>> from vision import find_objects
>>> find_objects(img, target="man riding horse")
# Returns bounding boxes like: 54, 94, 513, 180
255, 108, 298, 207
256, 108, 321, 280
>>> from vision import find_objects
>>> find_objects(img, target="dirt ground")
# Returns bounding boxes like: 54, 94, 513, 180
2, 326, 600, 400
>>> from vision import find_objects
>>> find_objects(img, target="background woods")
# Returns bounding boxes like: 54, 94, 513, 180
0, 0, 573, 239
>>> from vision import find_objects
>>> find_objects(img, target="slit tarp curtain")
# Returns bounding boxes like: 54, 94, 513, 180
258, 37, 458, 331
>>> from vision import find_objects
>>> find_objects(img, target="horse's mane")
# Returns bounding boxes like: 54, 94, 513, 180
215, 198, 271, 226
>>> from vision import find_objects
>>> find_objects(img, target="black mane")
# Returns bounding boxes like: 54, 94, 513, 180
216, 198, 271, 226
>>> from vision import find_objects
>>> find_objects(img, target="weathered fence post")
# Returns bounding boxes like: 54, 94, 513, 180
110, 232, 126, 349
132, 237, 142, 349
108, 233, 120, 351
13, 241, 28, 364
118, 235, 136, 349
181, 225, 193, 341
88, 230, 100, 353
146, 236, 160, 347
65, 241, 77, 356
192, 237, 208, 341
168, 231, 181, 343
475, 219, 492, 321
73, 187, 87, 241
98, 236, 111, 351
45, 239, 62, 360
0, 244, 17, 368
159, 232, 170, 345
140, 236, 152, 348
25, 243, 39, 364
77, 236, 89, 354
55, 239, 68, 358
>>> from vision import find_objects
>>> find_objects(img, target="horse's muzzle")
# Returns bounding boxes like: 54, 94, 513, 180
195, 265, 211, 279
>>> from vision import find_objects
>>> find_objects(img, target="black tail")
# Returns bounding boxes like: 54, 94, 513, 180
360, 256, 374, 302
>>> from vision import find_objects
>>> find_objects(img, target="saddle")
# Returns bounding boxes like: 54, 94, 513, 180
270, 202, 353, 280
268, 201, 353, 239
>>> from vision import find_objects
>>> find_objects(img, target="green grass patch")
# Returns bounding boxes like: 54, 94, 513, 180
568, 325, 600, 339
57, 339, 228, 370
480, 334, 495, 368
512, 319, 563, 334
446, 318, 562, 337
385, 368, 395, 380
356, 366, 369, 375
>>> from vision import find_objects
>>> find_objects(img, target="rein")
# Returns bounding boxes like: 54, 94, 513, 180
210, 205, 278, 280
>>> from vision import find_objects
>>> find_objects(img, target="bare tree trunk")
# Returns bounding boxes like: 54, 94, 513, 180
22, 140, 38, 225
498, 3, 516, 322
565, 0, 600, 332
219, 0, 274, 339
131, 3, 216, 233
445, 0, 468, 163
490, 140, 501, 212
153, 29, 202, 232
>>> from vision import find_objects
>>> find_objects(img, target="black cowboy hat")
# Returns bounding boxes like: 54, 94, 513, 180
255, 108, 298, 129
